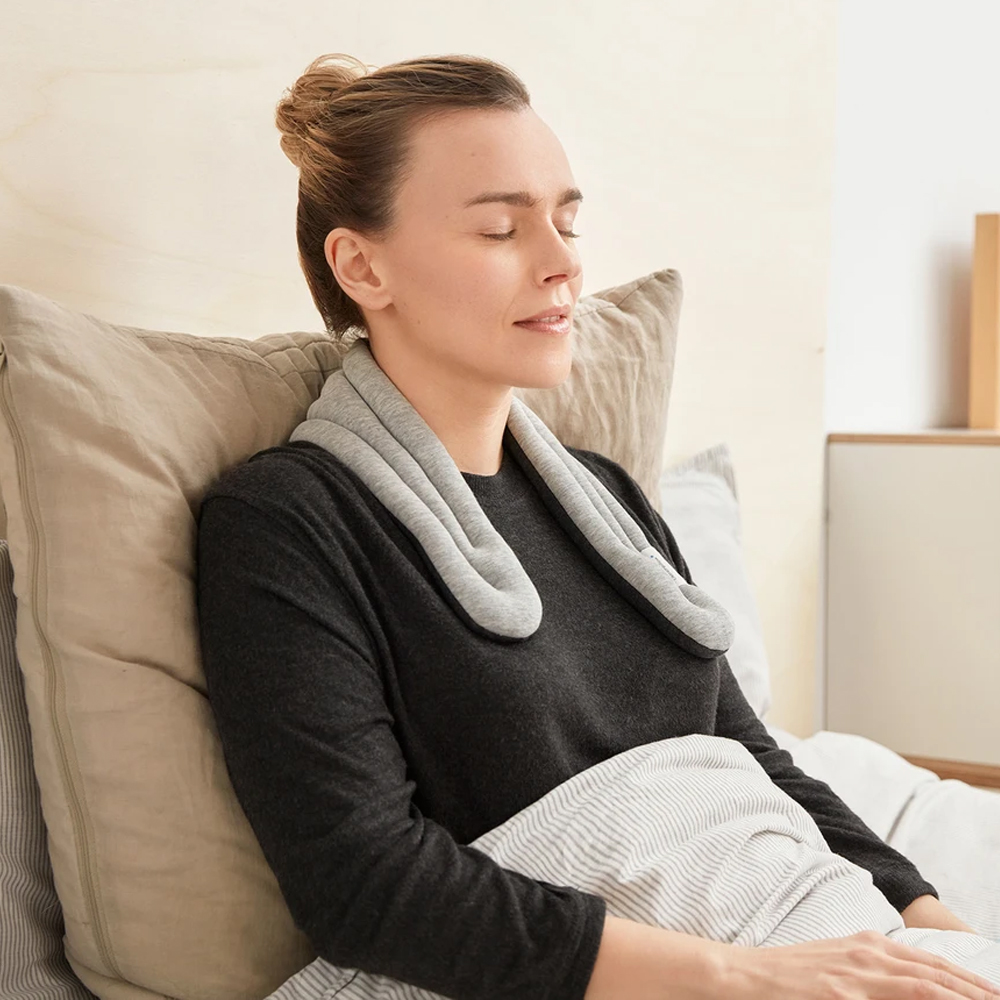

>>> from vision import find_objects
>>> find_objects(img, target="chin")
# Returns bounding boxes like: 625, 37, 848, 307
507, 353, 573, 392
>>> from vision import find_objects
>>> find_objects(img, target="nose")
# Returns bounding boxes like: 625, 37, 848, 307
536, 224, 582, 288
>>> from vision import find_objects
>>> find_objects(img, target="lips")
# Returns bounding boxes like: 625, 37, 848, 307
517, 305, 570, 322
514, 314, 572, 335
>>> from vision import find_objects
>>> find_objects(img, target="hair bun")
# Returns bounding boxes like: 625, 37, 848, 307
275, 53, 373, 168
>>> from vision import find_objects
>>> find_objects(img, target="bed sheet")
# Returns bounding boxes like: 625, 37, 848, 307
766, 725, 1000, 940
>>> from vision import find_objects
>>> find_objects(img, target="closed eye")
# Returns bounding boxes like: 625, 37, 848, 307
483, 230, 581, 241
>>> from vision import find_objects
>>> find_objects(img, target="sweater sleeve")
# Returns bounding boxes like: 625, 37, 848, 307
194, 493, 607, 1000
569, 446, 939, 914
656, 503, 939, 914
710, 653, 939, 913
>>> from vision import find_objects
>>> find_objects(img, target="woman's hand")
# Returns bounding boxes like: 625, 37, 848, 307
902, 894, 977, 933
714, 929, 1000, 1000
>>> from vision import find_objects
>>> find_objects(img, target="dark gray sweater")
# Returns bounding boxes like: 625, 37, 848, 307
194, 430, 937, 1000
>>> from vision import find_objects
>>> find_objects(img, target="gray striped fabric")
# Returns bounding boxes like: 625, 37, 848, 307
0, 539, 98, 999
267, 733, 1000, 999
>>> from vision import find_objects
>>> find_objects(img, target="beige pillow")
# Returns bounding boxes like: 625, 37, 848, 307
0, 267, 680, 1000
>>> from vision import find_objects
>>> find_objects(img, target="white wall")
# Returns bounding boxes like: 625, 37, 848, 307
826, 0, 1000, 432
1, 1, 838, 737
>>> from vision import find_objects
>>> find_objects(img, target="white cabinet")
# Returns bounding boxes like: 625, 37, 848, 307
825, 432, 1000, 786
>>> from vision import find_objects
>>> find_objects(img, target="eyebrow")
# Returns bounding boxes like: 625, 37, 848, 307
461, 187, 584, 209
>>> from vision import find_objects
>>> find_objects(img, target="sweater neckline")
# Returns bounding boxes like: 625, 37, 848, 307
461, 447, 509, 481
461, 447, 516, 500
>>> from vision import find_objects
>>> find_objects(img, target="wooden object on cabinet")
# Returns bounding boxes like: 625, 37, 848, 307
969, 213, 1000, 429
900, 755, 1000, 790
825, 431, 1000, 789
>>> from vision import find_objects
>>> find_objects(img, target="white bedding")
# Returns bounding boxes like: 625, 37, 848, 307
767, 724, 1000, 941
267, 733, 1000, 1000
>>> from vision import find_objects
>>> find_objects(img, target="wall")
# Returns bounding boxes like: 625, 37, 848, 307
1, 0, 838, 736
826, 0, 1000, 432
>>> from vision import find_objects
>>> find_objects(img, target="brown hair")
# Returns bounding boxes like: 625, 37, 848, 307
274, 53, 532, 340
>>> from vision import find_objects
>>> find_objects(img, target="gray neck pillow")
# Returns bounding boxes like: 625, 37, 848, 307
289, 337, 734, 659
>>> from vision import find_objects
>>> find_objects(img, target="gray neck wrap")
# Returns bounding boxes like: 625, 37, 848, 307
289, 337, 734, 659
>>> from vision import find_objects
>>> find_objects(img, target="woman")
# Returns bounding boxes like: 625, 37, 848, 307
194, 53, 998, 1000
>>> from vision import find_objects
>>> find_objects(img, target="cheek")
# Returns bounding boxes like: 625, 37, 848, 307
401, 242, 517, 322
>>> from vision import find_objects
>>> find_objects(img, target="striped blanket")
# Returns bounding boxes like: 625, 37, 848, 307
268, 733, 1000, 999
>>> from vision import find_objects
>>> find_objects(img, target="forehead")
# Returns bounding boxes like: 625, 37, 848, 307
401, 108, 577, 216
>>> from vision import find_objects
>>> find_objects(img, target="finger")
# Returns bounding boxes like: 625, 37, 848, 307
889, 954, 1000, 999
876, 938, 998, 994
882, 937, 989, 977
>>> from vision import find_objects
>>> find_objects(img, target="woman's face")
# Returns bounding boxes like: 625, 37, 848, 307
335, 106, 584, 395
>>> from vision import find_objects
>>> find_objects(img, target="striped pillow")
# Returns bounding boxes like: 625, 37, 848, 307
0, 539, 96, 999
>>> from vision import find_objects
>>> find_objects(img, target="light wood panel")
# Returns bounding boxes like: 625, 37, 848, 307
901, 755, 1000, 790
969, 213, 1000, 429
829, 431, 1000, 445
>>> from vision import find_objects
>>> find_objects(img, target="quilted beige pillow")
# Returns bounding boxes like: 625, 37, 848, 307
0, 266, 680, 1000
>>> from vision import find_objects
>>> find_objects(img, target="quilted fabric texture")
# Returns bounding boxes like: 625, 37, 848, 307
0, 268, 681, 1000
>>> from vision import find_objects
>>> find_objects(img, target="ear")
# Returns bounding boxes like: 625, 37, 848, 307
324, 228, 392, 312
